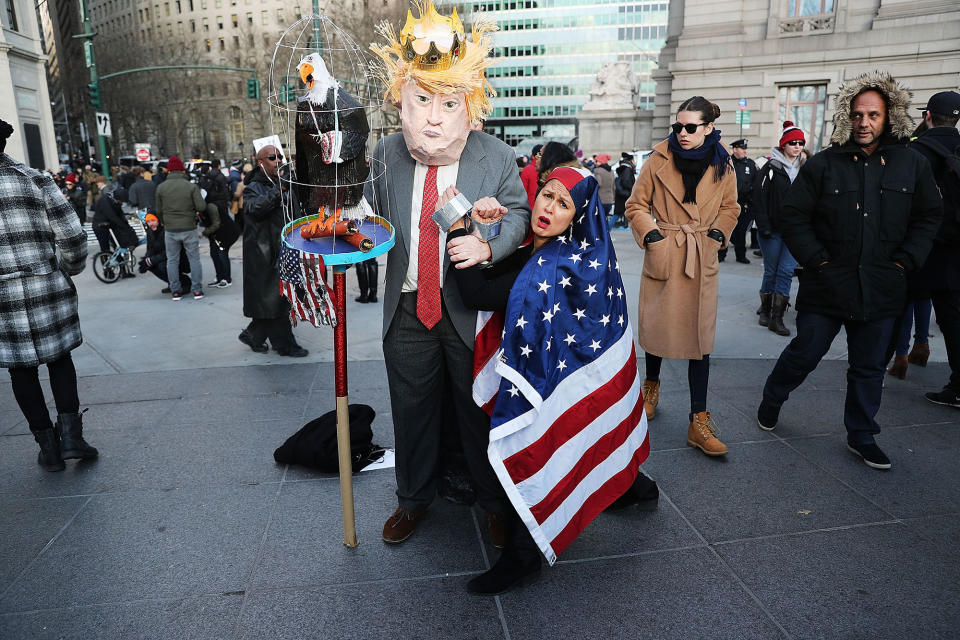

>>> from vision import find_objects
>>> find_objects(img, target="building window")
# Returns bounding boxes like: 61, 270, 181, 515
778, 84, 828, 151
205, 38, 211, 52
246, 11, 252, 24
786, 0, 834, 16
260, 9, 268, 24
217, 16, 223, 29
276, 8, 283, 22
231, 13, 238, 27
202, 17, 208, 31
219, 36, 225, 50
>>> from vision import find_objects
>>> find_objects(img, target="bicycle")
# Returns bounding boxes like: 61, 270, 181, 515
92, 228, 137, 283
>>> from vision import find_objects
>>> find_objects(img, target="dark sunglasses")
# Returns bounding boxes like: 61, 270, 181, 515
672, 122, 707, 135
266, 154, 283, 161
786, 140, 805, 147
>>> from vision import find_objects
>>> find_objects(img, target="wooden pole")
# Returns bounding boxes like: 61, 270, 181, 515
332, 267, 358, 547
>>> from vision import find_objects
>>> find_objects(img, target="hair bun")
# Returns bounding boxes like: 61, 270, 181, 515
712, 103, 721, 119
782, 121, 795, 129
0, 119, 13, 141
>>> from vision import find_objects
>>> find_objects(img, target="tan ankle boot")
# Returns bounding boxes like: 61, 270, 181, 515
642, 379, 660, 420
887, 354, 908, 379
907, 342, 930, 367
687, 411, 728, 456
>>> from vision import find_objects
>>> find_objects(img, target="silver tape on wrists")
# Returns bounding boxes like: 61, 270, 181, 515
431, 192, 472, 230
472, 219, 501, 241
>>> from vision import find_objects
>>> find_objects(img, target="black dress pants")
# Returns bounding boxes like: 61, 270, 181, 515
8, 354, 80, 433
383, 293, 509, 515
762, 311, 895, 445
246, 317, 296, 350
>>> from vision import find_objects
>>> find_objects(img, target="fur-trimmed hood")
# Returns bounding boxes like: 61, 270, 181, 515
830, 71, 914, 145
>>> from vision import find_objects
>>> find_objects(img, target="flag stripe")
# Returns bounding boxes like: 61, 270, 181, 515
504, 345, 639, 485
547, 437, 650, 554
529, 380, 645, 522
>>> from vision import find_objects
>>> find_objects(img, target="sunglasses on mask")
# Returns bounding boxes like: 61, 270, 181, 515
672, 122, 708, 135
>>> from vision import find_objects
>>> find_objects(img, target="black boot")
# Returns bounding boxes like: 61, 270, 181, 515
355, 262, 369, 303
757, 292, 772, 327
467, 512, 542, 596
34, 428, 65, 472
56, 411, 98, 460
768, 293, 791, 336
605, 471, 659, 511
366, 260, 378, 303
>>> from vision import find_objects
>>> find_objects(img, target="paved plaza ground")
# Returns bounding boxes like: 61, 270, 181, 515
2, 231, 958, 639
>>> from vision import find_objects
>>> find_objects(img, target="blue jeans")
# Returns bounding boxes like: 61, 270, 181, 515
758, 233, 797, 297
165, 229, 203, 294
895, 299, 932, 355
762, 311, 896, 445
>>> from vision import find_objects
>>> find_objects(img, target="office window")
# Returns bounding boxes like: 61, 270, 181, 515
778, 84, 827, 151
246, 11, 252, 24
276, 8, 283, 22
231, 13, 238, 27
219, 36, 225, 50
202, 17, 208, 30
786, 0, 834, 16
260, 9, 268, 24
217, 16, 223, 29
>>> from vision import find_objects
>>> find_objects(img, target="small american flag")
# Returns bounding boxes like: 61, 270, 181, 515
483, 168, 649, 565
278, 243, 337, 328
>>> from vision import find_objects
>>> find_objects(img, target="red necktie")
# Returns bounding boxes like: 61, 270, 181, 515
417, 165, 442, 329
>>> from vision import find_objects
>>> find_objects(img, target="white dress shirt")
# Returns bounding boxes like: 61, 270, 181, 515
402, 160, 460, 293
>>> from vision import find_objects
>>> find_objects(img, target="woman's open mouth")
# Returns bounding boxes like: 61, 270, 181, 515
536, 215, 551, 229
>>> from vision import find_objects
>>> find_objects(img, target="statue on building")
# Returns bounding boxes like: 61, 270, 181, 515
581, 62, 638, 111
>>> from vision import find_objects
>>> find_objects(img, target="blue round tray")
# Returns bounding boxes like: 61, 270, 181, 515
282, 215, 395, 266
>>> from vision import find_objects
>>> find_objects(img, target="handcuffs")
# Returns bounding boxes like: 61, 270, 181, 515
431, 192, 501, 241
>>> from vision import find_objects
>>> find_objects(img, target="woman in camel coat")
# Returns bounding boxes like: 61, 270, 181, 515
625, 96, 740, 456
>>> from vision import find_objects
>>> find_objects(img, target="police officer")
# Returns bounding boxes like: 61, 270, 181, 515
719, 139, 757, 263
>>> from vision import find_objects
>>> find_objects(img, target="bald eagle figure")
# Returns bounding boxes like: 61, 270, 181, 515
294, 53, 370, 219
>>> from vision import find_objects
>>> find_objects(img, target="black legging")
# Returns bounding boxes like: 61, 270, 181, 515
7, 353, 80, 434
644, 352, 710, 420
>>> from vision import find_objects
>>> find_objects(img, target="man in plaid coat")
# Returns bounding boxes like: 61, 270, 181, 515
0, 119, 98, 472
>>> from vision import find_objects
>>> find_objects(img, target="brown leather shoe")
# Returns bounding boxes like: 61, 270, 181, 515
687, 411, 728, 456
487, 512, 507, 549
887, 354, 909, 379
382, 506, 426, 544
907, 342, 930, 367
642, 379, 660, 420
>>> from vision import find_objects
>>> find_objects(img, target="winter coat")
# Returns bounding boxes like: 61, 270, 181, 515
92, 192, 140, 248
520, 162, 539, 210
63, 185, 87, 220
0, 154, 87, 368
624, 139, 740, 359
242, 168, 297, 319
781, 72, 942, 321
752, 150, 803, 236
732, 155, 758, 208
594, 164, 615, 205
155, 172, 205, 231
908, 126, 960, 293
614, 161, 636, 216
128, 177, 157, 211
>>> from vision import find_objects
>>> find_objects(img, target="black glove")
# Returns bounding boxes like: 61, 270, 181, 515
643, 229, 666, 246
707, 229, 725, 244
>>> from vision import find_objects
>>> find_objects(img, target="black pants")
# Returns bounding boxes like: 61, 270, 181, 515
886, 289, 960, 390
245, 317, 296, 350
720, 204, 752, 260
209, 237, 232, 283
7, 353, 79, 434
762, 311, 895, 445
148, 255, 192, 291
644, 352, 710, 420
355, 258, 378, 298
384, 293, 508, 514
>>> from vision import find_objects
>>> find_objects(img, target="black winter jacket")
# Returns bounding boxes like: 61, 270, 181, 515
781, 136, 942, 321
733, 156, 758, 208
752, 159, 792, 236
92, 193, 139, 248
241, 168, 298, 319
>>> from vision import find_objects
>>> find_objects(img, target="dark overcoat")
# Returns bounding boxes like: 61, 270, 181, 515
0, 154, 87, 368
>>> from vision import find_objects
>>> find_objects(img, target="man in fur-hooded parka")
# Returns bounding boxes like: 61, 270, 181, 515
760, 71, 943, 466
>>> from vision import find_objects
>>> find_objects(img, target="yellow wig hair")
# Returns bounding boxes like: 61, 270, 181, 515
369, 3, 498, 126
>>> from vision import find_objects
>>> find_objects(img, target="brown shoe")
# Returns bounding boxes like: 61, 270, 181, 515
642, 379, 660, 420
382, 506, 426, 544
687, 411, 728, 456
887, 354, 909, 379
907, 342, 930, 367
487, 512, 507, 549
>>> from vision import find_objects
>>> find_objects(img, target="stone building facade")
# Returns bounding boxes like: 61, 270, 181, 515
2, 0, 60, 169
654, 0, 960, 154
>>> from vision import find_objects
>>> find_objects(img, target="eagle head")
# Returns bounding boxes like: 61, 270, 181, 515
297, 53, 336, 105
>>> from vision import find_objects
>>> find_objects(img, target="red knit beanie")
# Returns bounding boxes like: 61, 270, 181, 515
779, 122, 806, 148
166, 155, 185, 172
65, 173, 77, 183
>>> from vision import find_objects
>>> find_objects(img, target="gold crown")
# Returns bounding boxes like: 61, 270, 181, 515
399, 2, 466, 71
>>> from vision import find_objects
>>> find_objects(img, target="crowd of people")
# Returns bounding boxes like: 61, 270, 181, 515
2, 19, 959, 600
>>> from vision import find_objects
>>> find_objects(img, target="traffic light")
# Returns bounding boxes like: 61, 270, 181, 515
87, 83, 101, 108
246, 77, 260, 99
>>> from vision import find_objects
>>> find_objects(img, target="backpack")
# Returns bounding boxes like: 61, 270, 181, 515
273, 404, 384, 473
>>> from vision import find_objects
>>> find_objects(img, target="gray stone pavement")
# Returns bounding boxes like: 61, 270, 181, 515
1, 231, 958, 639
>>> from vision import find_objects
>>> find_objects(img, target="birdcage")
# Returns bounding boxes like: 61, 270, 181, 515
266, 13, 394, 269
